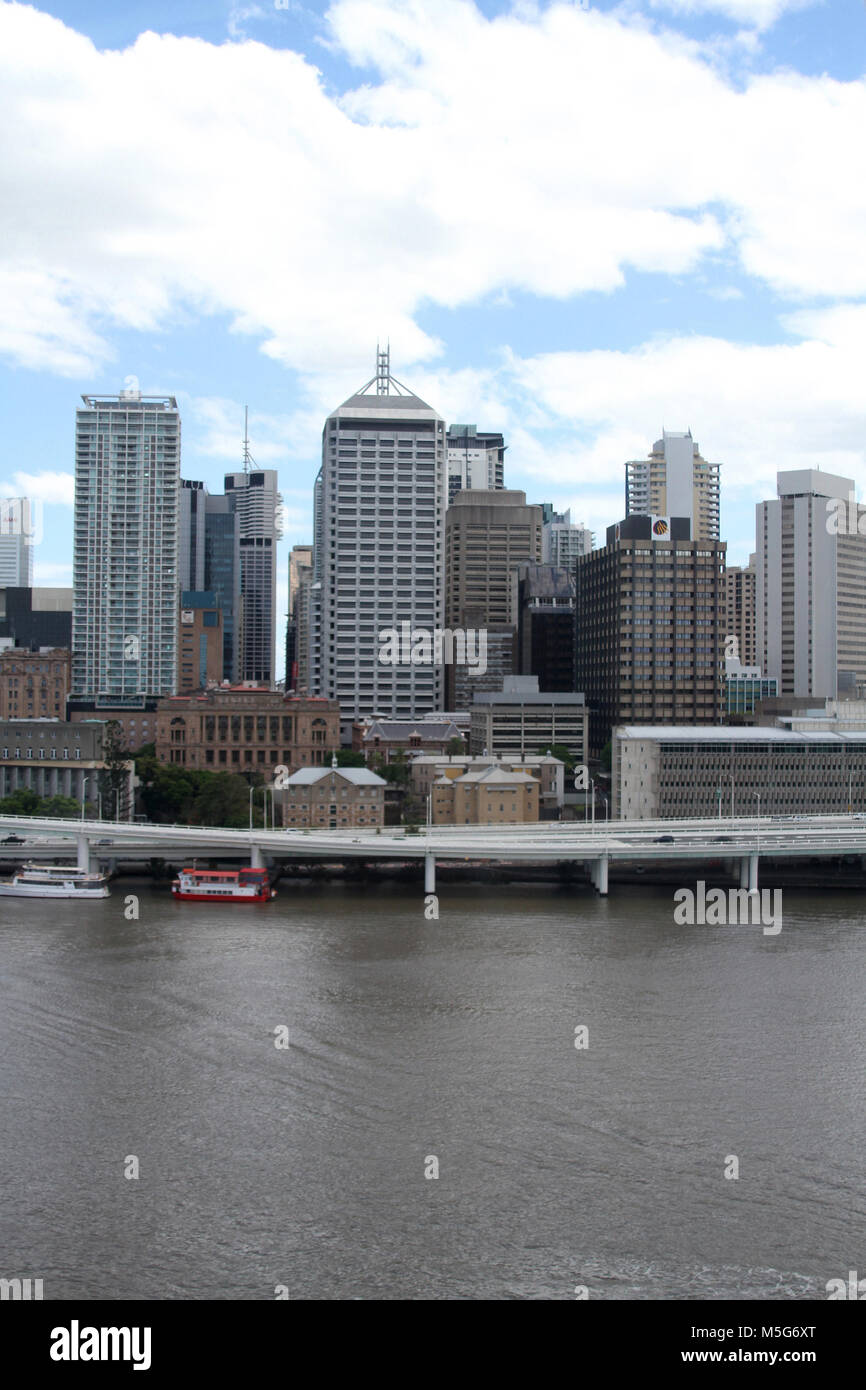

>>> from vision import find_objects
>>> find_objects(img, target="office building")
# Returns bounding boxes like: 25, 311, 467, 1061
286, 544, 313, 690
0, 718, 135, 811
575, 515, 726, 755
613, 724, 866, 819
224, 463, 282, 686
0, 648, 70, 719
311, 348, 446, 733
177, 591, 223, 694
444, 488, 542, 707
757, 470, 866, 700
179, 480, 243, 684
515, 562, 575, 692
72, 387, 180, 702
541, 508, 593, 566
625, 430, 721, 542
469, 675, 587, 763
0, 499, 35, 586
725, 657, 778, 718
725, 557, 757, 666
446, 424, 505, 504
0, 587, 72, 651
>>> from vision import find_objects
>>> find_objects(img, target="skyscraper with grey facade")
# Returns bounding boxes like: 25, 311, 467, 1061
179, 479, 242, 684
224, 464, 282, 687
310, 349, 445, 732
72, 386, 180, 701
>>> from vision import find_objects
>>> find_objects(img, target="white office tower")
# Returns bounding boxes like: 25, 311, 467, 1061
72, 387, 180, 700
224, 420, 282, 686
312, 348, 446, 734
625, 430, 720, 541
542, 509, 593, 566
0, 498, 35, 585
446, 424, 505, 504
757, 469, 866, 700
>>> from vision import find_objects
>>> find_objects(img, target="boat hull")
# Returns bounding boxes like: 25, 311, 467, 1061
0, 883, 110, 899
171, 889, 275, 903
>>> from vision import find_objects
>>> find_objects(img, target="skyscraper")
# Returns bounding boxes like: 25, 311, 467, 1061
179, 478, 242, 684
72, 386, 180, 701
625, 430, 721, 542
757, 470, 866, 699
541, 507, 593, 566
224, 431, 282, 687
575, 515, 726, 754
0, 499, 35, 586
725, 556, 757, 667
446, 424, 505, 503
286, 543, 313, 690
311, 348, 446, 732
444, 488, 542, 706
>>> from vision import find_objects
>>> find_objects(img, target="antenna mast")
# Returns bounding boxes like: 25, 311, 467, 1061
376, 341, 390, 395
242, 405, 258, 472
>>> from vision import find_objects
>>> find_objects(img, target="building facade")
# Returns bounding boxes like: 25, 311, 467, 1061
515, 562, 575, 692
0, 718, 134, 810
431, 765, 540, 824
725, 558, 757, 667
469, 676, 587, 763
0, 498, 35, 586
446, 424, 505, 503
155, 687, 340, 773
757, 470, 866, 701
177, 592, 223, 695
225, 467, 282, 686
613, 723, 866, 819
73, 387, 180, 702
726, 658, 778, 717
0, 587, 72, 651
282, 763, 386, 828
541, 508, 593, 566
410, 752, 565, 814
625, 430, 721, 542
311, 349, 446, 731
353, 716, 465, 764
575, 515, 726, 755
286, 544, 313, 691
0, 648, 69, 720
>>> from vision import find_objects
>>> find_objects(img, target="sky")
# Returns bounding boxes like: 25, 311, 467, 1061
0, 0, 865, 671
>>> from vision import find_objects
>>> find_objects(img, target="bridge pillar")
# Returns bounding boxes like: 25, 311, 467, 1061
250, 843, 264, 869
77, 835, 91, 872
592, 855, 609, 896
739, 857, 749, 889
748, 852, 759, 894
424, 852, 436, 894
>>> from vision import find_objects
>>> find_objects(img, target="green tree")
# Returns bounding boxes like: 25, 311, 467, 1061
537, 743, 577, 773
100, 719, 133, 820
41, 795, 82, 818
599, 740, 612, 772
0, 788, 41, 815
446, 736, 465, 756
326, 749, 367, 768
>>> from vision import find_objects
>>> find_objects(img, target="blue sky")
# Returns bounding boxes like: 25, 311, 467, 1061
1, 0, 865, 665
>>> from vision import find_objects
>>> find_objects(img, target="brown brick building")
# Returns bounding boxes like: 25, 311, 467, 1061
282, 762, 386, 828
155, 686, 340, 773
0, 647, 70, 720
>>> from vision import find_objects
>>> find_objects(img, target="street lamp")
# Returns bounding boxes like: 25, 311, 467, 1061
848, 768, 853, 815
716, 784, 722, 820
602, 795, 608, 822
754, 792, 761, 861
590, 778, 595, 831
80, 776, 88, 821
249, 783, 255, 831
729, 772, 735, 820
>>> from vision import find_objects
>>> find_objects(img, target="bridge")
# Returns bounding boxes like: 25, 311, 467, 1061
2, 813, 866, 895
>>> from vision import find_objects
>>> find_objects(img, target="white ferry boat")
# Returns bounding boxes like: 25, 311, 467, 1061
0, 864, 110, 899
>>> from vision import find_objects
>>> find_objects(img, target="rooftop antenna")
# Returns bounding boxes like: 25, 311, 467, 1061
376, 341, 390, 395
242, 405, 259, 472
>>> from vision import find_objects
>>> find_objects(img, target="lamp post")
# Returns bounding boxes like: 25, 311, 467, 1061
602, 795, 608, 822
249, 783, 255, 832
80, 776, 88, 821
716, 784, 722, 820
754, 792, 761, 860
590, 778, 595, 831
848, 768, 853, 815
729, 772, 735, 821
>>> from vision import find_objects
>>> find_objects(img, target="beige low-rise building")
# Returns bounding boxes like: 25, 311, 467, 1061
282, 761, 387, 828
156, 686, 340, 773
432, 765, 539, 824
411, 752, 564, 815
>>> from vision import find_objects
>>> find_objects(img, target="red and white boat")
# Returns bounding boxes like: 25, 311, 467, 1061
171, 866, 276, 902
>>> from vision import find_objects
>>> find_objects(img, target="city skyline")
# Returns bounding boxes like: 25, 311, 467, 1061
1, 0, 864, 639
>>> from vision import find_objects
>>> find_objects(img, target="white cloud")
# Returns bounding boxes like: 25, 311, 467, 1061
0, 470, 75, 505
0, 0, 862, 383
645, 0, 815, 30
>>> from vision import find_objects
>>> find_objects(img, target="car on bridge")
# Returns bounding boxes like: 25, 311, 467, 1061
2, 833, 25, 844
653, 834, 675, 843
